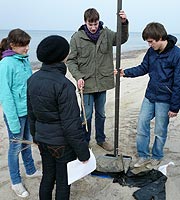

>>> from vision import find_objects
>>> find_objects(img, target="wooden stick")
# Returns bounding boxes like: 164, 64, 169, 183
80, 88, 88, 132
10, 139, 37, 154
10, 139, 35, 145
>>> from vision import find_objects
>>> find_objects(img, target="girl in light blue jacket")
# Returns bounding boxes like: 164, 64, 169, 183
0, 29, 40, 198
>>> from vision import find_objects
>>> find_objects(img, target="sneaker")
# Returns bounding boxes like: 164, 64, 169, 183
134, 157, 150, 168
26, 169, 42, 178
146, 159, 162, 169
12, 183, 29, 198
97, 141, 113, 151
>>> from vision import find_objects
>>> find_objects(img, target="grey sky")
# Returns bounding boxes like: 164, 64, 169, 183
1, 0, 180, 33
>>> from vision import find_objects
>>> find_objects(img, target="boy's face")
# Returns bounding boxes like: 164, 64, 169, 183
146, 38, 163, 51
85, 20, 99, 34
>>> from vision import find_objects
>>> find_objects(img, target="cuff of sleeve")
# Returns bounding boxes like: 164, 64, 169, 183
122, 19, 129, 25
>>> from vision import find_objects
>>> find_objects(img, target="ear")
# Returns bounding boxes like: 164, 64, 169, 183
10, 43, 15, 48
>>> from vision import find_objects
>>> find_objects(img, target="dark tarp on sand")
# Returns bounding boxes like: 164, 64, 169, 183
92, 169, 167, 200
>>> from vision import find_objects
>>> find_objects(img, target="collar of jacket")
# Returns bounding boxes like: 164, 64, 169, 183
2, 49, 16, 58
13, 54, 29, 60
2, 51, 29, 60
78, 28, 105, 40
41, 62, 67, 75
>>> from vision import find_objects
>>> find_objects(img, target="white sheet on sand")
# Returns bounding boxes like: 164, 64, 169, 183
158, 161, 175, 176
67, 149, 96, 185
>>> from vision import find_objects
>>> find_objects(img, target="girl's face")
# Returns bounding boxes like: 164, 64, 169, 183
11, 44, 29, 55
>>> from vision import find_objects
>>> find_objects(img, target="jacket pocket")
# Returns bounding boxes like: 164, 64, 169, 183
15, 84, 26, 100
157, 84, 172, 95
78, 44, 92, 58
99, 40, 108, 54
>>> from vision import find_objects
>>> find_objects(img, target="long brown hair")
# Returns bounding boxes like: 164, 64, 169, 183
0, 28, 31, 60
0, 38, 8, 60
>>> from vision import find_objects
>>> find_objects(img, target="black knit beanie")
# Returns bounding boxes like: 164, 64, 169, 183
36, 35, 69, 64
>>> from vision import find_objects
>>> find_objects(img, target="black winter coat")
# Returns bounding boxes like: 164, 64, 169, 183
27, 62, 90, 161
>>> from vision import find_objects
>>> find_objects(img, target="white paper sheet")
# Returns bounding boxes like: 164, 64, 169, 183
67, 149, 96, 185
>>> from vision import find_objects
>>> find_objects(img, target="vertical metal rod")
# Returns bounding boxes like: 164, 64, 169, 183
114, 0, 122, 157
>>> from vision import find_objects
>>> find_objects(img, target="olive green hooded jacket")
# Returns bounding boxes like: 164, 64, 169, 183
67, 23, 129, 93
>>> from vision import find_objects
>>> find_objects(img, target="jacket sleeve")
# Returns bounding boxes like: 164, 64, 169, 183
169, 51, 180, 113
121, 20, 129, 44
110, 20, 129, 46
124, 52, 149, 77
57, 81, 90, 161
0, 63, 21, 134
66, 35, 85, 81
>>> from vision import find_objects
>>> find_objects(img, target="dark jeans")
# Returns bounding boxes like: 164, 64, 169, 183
38, 142, 76, 200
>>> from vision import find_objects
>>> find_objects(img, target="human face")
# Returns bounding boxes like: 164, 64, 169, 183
146, 38, 165, 52
85, 20, 99, 34
11, 44, 29, 55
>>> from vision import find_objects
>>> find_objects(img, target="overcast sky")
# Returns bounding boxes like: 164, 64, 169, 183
1, 0, 180, 34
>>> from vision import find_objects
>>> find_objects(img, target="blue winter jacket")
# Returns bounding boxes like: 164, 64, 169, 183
124, 35, 180, 113
0, 53, 32, 134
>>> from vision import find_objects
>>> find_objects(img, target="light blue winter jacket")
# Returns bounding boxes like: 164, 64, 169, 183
0, 54, 32, 134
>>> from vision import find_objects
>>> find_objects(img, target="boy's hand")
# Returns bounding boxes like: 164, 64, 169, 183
168, 111, 177, 118
114, 69, 118, 75
114, 68, 125, 77
119, 10, 127, 23
77, 79, 84, 90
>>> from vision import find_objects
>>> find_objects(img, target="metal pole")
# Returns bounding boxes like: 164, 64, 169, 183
114, 0, 122, 157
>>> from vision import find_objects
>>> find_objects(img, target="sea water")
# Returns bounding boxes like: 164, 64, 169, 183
0, 30, 180, 62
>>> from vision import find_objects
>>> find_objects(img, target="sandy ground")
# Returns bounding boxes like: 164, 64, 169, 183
1, 50, 180, 199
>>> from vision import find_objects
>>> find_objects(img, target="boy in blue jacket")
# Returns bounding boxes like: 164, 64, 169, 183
119, 22, 180, 168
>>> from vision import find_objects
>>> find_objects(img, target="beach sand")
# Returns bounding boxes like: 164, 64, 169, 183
1, 50, 180, 199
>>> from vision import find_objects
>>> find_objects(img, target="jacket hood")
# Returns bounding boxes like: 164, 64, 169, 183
157, 34, 177, 54
2, 50, 29, 60
41, 62, 67, 75
2, 49, 16, 58
167, 34, 177, 45
163, 34, 177, 53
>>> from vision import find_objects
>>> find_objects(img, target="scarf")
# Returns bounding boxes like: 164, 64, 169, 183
83, 21, 104, 43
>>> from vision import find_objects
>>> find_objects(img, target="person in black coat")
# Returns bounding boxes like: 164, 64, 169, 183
27, 35, 90, 200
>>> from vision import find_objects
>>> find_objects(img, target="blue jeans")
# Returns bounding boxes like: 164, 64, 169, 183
38, 142, 76, 200
82, 91, 106, 144
4, 115, 36, 185
137, 98, 170, 160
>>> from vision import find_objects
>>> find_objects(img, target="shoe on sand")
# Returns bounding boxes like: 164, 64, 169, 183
97, 141, 113, 151
26, 169, 42, 178
12, 183, 29, 198
146, 159, 162, 169
134, 157, 150, 168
